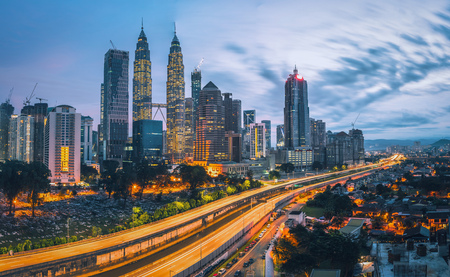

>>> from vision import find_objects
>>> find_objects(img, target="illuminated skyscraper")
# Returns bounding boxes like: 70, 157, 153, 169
194, 82, 227, 162
284, 66, 310, 149
184, 97, 194, 159
191, 67, 201, 135
250, 123, 266, 159
81, 116, 94, 165
44, 105, 81, 185
232, 100, 241, 134
276, 124, 284, 149
223, 93, 233, 132
133, 24, 152, 121
100, 49, 129, 165
166, 29, 185, 162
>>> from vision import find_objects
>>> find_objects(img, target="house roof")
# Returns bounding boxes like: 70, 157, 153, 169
340, 219, 364, 235
310, 269, 341, 277
427, 211, 450, 219
403, 225, 430, 238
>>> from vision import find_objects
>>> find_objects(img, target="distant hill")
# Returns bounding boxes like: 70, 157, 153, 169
365, 138, 442, 151
431, 139, 450, 147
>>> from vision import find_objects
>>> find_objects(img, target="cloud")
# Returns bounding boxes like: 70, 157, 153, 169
224, 43, 247, 55
400, 33, 429, 46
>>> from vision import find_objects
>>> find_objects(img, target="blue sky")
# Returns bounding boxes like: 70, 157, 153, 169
1, 0, 449, 141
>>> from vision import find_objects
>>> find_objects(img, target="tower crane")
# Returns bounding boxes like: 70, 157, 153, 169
351, 113, 360, 130
6, 87, 13, 104
23, 83, 38, 106
196, 58, 204, 70
36, 97, 48, 103
110, 40, 117, 50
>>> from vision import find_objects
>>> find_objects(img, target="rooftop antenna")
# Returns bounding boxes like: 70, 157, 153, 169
109, 40, 117, 50
141, 17, 144, 29
6, 87, 13, 104
24, 83, 38, 106
351, 112, 360, 130
174, 22, 176, 35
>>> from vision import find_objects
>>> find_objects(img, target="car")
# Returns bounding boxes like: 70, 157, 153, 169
261, 255, 265, 259
239, 252, 245, 257
234, 270, 242, 276
249, 258, 254, 264
226, 262, 233, 269
243, 262, 249, 267
267, 224, 271, 228
232, 258, 238, 264
218, 268, 226, 274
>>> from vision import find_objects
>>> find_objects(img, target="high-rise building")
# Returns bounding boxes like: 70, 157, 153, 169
243, 110, 255, 135
250, 123, 266, 159
276, 124, 284, 149
184, 97, 194, 159
33, 102, 48, 163
194, 82, 227, 162
44, 105, 81, 185
310, 118, 326, 166
8, 114, 34, 162
81, 116, 94, 165
100, 49, 129, 165
191, 67, 201, 136
284, 66, 310, 149
0, 101, 14, 162
133, 24, 152, 122
232, 100, 241, 134
225, 131, 242, 163
349, 128, 365, 165
261, 120, 271, 150
326, 129, 364, 168
132, 120, 163, 161
223, 93, 233, 132
166, 30, 185, 162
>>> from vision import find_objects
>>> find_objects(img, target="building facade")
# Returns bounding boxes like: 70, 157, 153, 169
310, 118, 326, 166
261, 120, 271, 151
284, 66, 310, 149
191, 68, 202, 137
44, 105, 81, 185
226, 131, 242, 163
132, 120, 163, 161
81, 116, 94, 165
0, 101, 14, 162
194, 82, 227, 162
250, 123, 266, 159
100, 49, 129, 165
276, 124, 284, 149
232, 99, 241, 134
166, 31, 185, 162
132, 25, 152, 122
326, 129, 365, 168
9, 114, 34, 162
184, 97, 194, 159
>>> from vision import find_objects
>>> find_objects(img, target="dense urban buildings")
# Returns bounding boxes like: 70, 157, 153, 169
0, 101, 14, 162
166, 30, 185, 162
8, 114, 34, 163
44, 105, 81, 185
132, 25, 152, 122
194, 82, 227, 162
99, 49, 129, 166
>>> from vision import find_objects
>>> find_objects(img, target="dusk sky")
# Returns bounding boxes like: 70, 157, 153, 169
1, 0, 449, 142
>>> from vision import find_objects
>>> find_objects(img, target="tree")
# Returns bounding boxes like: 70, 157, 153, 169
312, 161, 323, 171
268, 170, 281, 180
279, 163, 295, 174
0, 160, 28, 215
136, 160, 156, 199
100, 160, 119, 198
25, 162, 51, 217
179, 164, 208, 191
80, 164, 99, 184
246, 169, 254, 180
114, 166, 136, 208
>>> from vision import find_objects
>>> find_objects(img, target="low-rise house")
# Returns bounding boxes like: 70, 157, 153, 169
402, 225, 430, 241
352, 204, 382, 217
339, 218, 365, 238
426, 211, 450, 229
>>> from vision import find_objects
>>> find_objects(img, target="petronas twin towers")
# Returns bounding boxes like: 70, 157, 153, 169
132, 24, 187, 162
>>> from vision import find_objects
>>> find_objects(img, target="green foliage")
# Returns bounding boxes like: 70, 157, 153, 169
69, 236, 78, 243
306, 188, 353, 219
279, 163, 295, 173
268, 170, 281, 180
92, 226, 103, 237
0, 247, 7, 254
80, 164, 99, 184
179, 164, 208, 190
226, 185, 237, 195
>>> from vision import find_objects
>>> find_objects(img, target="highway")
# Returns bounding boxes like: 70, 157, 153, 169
0, 158, 400, 275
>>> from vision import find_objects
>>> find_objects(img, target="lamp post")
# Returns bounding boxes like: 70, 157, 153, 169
67, 217, 70, 242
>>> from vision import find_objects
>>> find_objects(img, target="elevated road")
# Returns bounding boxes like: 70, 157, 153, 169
0, 158, 400, 275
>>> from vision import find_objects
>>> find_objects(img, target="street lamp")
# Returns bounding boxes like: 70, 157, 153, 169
67, 217, 70, 242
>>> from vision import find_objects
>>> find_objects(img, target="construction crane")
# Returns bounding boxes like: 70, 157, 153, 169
23, 83, 38, 106
110, 40, 117, 50
36, 97, 48, 103
351, 113, 360, 130
6, 87, 13, 104
196, 58, 204, 70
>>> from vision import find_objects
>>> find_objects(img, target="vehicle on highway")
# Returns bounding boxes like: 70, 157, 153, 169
261, 255, 265, 259
239, 252, 245, 257
218, 268, 226, 274
232, 258, 238, 264
226, 262, 233, 269
234, 270, 242, 276
249, 258, 254, 264
243, 262, 249, 267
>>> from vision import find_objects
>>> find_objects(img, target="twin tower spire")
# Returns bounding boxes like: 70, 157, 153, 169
132, 22, 186, 162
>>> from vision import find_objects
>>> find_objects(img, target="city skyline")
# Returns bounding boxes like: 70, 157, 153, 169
1, 0, 449, 141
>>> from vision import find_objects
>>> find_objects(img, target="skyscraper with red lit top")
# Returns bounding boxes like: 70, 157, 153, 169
284, 66, 310, 149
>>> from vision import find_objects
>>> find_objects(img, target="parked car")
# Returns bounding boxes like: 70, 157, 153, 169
226, 262, 233, 269
218, 268, 226, 275
232, 258, 238, 264
261, 255, 266, 259
239, 252, 245, 257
